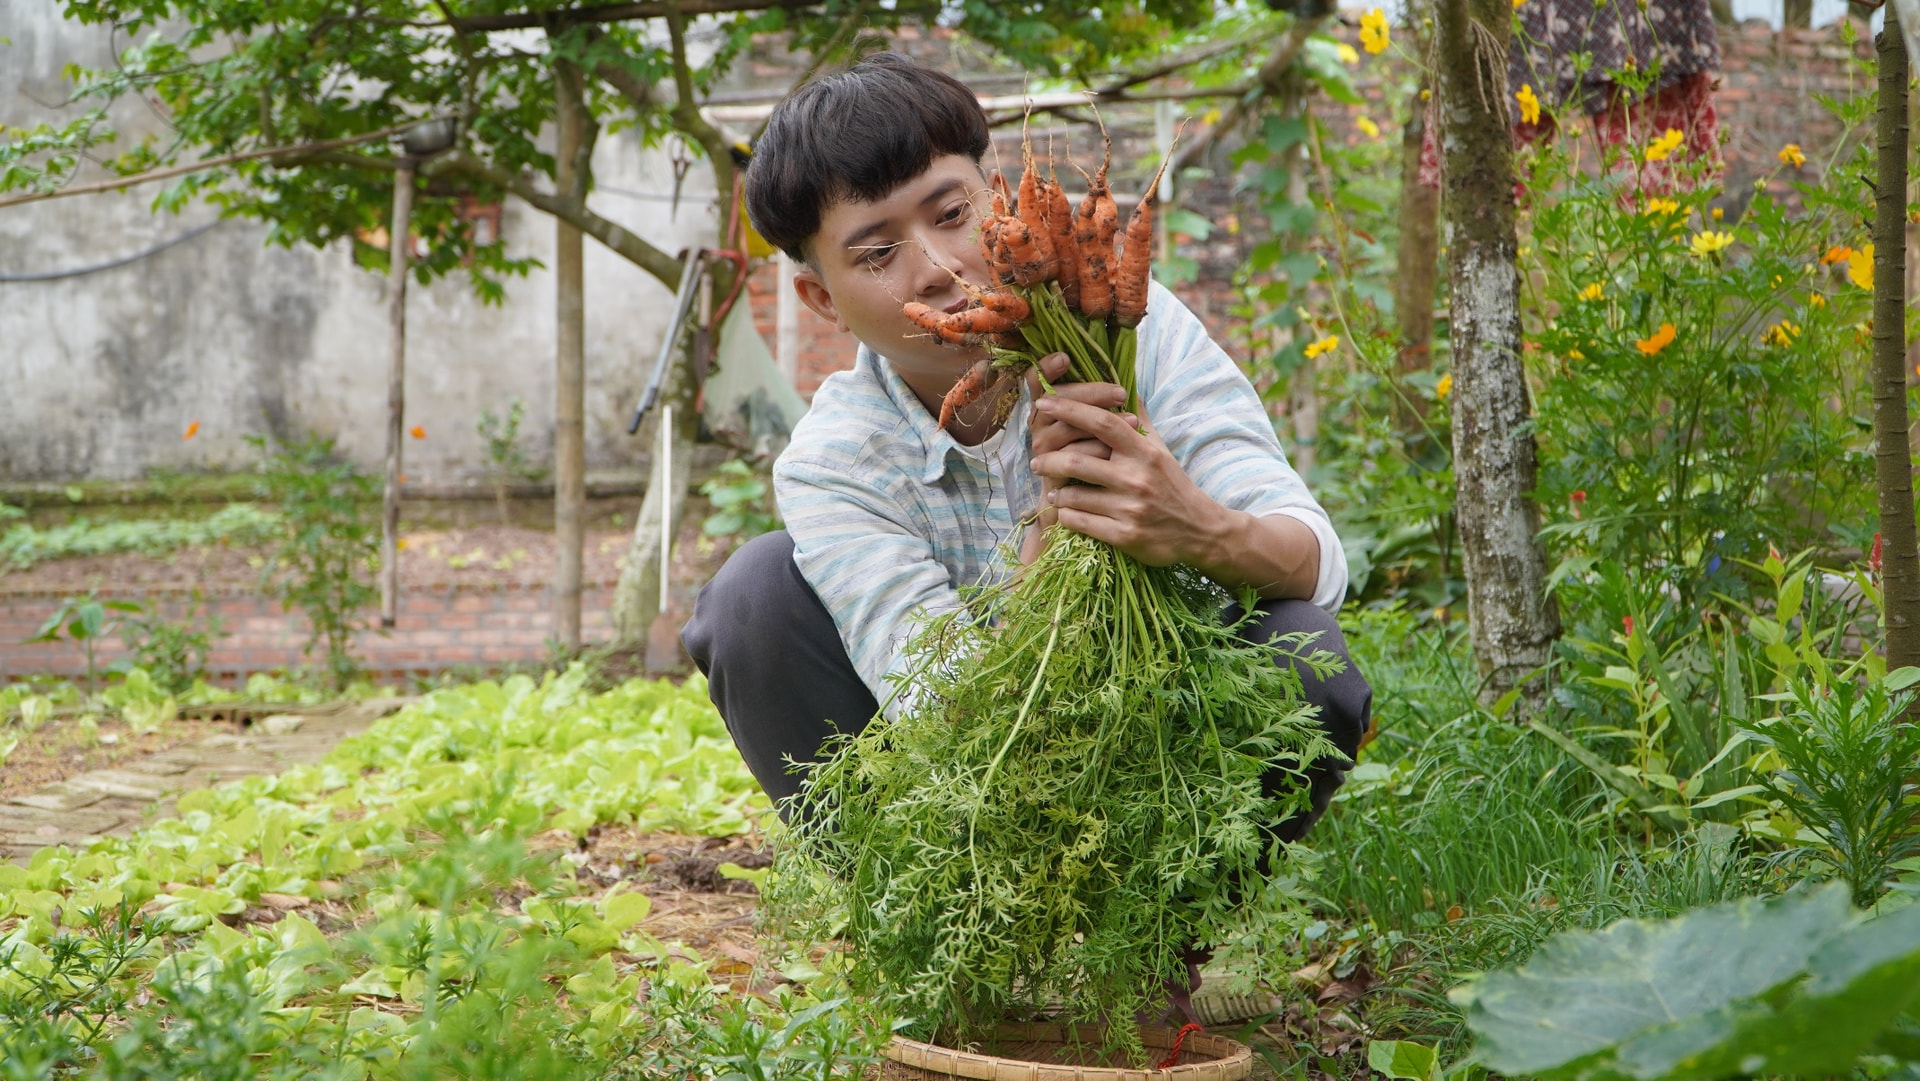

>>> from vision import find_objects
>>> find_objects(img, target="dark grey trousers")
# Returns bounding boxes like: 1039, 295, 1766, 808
681, 530, 1372, 838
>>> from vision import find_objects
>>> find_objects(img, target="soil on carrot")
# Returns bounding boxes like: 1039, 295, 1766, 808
0, 712, 233, 801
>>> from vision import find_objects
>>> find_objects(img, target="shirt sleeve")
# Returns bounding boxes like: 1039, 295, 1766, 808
1137, 282, 1349, 612
774, 448, 963, 716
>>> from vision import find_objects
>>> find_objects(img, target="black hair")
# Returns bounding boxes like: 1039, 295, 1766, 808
745, 52, 990, 263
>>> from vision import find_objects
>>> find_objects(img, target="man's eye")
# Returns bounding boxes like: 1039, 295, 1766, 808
861, 243, 898, 266
939, 203, 971, 225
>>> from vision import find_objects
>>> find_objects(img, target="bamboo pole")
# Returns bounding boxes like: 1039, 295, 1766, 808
380, 162, 416, 629
554, 60, 588, 650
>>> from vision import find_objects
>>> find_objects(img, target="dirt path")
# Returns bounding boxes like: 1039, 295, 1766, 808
0, 698, 410, 864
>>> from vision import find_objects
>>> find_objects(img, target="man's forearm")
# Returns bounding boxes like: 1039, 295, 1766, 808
1189, 508, 1321, 601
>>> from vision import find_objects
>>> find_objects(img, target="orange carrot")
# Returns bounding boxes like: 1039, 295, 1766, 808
1001, 218, 1048, 288
980, 219, 1014, 285
975, 289, 1031, 323
1113, 200, 1153, 328
1113, 158, 1171, 329
1073, 162, 1119, 321
1049, 172, 1080, 310
905, 301, 1019, 344
1017, 161, 1057, 282
938, 358, 996, 430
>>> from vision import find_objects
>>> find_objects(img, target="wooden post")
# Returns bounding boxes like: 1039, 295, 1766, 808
554, 59, 588, 650
380, 162, 415, 629
1870, 4, 1918, 671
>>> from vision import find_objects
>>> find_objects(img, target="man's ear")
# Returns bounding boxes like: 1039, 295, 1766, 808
792, 266, 847, 332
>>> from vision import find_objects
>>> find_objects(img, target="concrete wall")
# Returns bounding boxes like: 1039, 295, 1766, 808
0, 3, 720, 484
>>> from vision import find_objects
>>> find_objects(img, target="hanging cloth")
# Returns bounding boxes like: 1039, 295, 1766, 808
1417, 0, 1723, 191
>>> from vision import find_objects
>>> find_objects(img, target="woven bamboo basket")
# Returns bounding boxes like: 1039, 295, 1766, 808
880, 1022, 1253, 1081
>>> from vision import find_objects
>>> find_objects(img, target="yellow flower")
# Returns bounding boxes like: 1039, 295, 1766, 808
1420, 87, 1432, 101
1513, 0, 1526, 8
1516, 84, 1541, 125
1578, 282, 1605, 301
1336, 42, 1360, 65
1636, 323, 1677, 355
1821, 245, 1853, 265
1645, 128, 1685, 162
1304, 335, 1339, 359
1809, 292, 1828, 308
1645, 197, 1680, 217
1435, 372, 1453, 399
1711, 207, 1724, 221
1778, 143, 1807, 168
1763, 320, 1802, 347
1567, 348, 1586, 360
1357, 115, 1381, 138
1688, 230, 1735, 257
1360, 8, 1391, 53
1848, 244, 1874, 289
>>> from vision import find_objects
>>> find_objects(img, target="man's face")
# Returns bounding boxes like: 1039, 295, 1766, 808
792, 154, 996, 399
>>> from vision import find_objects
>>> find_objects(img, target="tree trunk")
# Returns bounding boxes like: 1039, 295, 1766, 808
553, 58, 588, 650
380, 163, 414, 630
1394, 77, 1441, 438
1437, 0, 1561, 710
1871, 6, 1919, 671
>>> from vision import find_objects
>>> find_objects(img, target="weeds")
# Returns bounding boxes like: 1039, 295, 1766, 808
26, 594, 141, 693
250, 434, 378, 691
117, 593, 224, 694
477, 399, 545, 527
1742, 672, 1920, 908
0, 504, 281, 571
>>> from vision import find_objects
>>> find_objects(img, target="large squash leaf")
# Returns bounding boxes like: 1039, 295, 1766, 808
1459, 882, 1920, 1080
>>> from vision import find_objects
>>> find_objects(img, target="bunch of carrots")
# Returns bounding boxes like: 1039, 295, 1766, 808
770, 134, 1337, 1061
903, 136, 1164, 430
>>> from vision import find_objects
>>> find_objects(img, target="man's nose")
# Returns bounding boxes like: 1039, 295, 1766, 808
908, 230, 963, 296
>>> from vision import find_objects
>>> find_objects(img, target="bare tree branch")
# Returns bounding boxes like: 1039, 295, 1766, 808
437, 150, 684, 288
0, 116, 457, 210
1167, 15, 1322, 178
398, 0, 818, 31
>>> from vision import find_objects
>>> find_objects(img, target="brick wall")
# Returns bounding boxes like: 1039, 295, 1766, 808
0, 585, 613, 686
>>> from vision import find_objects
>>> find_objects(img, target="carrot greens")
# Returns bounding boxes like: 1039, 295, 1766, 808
768, 136, 1341, 1057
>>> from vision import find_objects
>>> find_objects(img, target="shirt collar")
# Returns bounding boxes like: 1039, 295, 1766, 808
863, 344, 1025, 485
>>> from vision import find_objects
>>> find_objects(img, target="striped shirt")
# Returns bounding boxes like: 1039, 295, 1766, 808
773, 281, 1346, 709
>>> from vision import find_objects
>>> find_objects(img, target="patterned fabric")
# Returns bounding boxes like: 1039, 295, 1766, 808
1418, 0, 1723, 190
1512, 0, 1720, 114
773, 281, 1347, 709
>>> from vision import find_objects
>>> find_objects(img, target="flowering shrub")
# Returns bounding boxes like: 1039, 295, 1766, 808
1520, 94, 1879, 606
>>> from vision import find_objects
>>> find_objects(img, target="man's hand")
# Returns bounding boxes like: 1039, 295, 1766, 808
1018, 352, 1321, 600
1021, 352, 1222, 569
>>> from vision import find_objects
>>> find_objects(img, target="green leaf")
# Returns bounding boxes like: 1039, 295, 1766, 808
1368, 1039, 1441, 1081
601, 889, 652, 931
1883, 665, 1920, 692
1464, 882, 1920, 1080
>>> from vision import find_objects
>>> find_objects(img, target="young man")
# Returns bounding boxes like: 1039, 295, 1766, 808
682, 53, 1370, 839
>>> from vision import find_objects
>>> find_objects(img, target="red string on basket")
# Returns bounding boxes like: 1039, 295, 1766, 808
1158, 1022, 1205, 1070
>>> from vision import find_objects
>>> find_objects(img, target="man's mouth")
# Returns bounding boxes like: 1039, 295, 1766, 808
942, 297, 972, 316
